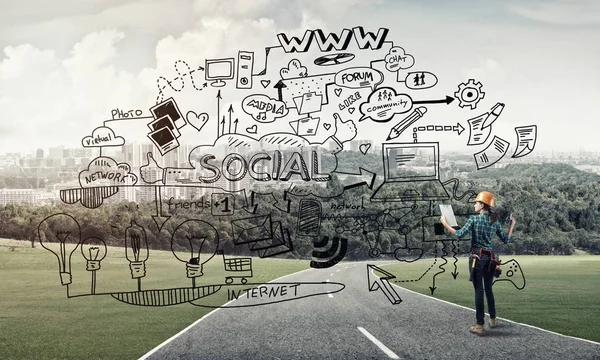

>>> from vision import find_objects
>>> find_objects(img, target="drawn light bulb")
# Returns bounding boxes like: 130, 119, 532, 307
171, 220, 219, 288
81, 237, 107, 295
38, 213, 81, 286
125, 220, 149, 292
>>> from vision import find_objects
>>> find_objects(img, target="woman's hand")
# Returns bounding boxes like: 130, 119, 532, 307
440, 216, 447, 226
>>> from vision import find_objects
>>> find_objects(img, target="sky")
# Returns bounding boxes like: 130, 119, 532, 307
0, 0, 599, 158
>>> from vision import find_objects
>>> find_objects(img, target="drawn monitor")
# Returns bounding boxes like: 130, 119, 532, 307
205, 58, 235, 87
371, 142, 450, 202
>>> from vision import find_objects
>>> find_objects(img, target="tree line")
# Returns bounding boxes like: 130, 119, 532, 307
1, 163, 600, 260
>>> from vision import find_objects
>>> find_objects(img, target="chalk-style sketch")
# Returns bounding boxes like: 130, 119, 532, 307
384, 46, 415, 72
280, 59, 308, 79
125, 221, 149, 291
512, 125, 537, 158
314, 53, 355, 66
473, 136, 510, 170
467, 113, 492, 146
36, 23, 534, 309
398, 71, 439, 90
185, 111, 210, 132
156, 59, 206, 103
205, 57, 235, 87
236, 51, 254, 89
386, 106, 427, 140
454, 79, 485, 109
367, 264, 402, 304
38, 213, 82, 286
310, 236, 348, 268
371, 142, 450, 202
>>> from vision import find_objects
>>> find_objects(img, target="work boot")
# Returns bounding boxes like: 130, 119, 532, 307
469, 324, 485, 336
489, 318, 497, 328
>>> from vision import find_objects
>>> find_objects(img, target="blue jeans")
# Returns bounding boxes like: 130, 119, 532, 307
469, 254, 496, 325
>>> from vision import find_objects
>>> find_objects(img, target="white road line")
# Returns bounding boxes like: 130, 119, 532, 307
336, 269, 340, 272
330, 273, 334, 277
326, 279, 330, 282
373, 262, 600, 346
139, 267, 316, 359
357, 327, 400, 359
328, 294, 334, 298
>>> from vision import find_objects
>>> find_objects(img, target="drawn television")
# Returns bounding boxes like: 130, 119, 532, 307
205, 58, 235, 87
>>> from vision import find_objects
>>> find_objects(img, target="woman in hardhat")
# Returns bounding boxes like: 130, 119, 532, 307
440, 190, 516, 336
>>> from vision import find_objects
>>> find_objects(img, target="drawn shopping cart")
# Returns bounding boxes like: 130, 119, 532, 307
217, 250, 253, 284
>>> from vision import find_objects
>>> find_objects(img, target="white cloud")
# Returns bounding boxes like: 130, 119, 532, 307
509, 0, 600, 25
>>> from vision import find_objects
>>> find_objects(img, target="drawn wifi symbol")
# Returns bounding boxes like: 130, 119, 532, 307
310, 236, 348, 269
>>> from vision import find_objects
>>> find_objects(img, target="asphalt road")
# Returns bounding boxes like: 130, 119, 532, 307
142, 262, 600, 360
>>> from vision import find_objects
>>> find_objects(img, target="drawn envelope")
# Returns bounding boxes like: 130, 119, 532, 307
248, 221, 286, 250
231, 215, 273, 245
257, 226, 293, 258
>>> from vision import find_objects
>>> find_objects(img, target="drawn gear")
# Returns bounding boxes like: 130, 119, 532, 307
454, 79, 485, 109
475, 191, 495, 207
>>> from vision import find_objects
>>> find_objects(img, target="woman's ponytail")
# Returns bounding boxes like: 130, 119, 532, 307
483, 204, 498, 224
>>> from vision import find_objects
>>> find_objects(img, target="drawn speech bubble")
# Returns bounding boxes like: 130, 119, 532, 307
358, 87, 413, 123
242, 95, 289, 123
334, 67, 383, 91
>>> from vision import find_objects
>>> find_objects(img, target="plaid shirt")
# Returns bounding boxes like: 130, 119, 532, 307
455, 212, 510, 250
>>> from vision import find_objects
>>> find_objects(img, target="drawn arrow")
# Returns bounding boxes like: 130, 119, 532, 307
233, 118, 238, 134
245, 191, 292, 213
216, 90, 222, 137
429, 241, 448, 295
341, 168, 377, 191
274, 80, 287, 101
413, 95, 454, 105
221, 116, 226, 136
152, 186, 170, 232
241, 191, 259, 214
451, 240, 459, 279
228, 105, 234, 134
454, 123, 465, 135
367, 264, 402, 304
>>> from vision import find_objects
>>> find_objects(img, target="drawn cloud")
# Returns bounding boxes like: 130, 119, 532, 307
280, 59, 308, 79
82, 126, 125, 147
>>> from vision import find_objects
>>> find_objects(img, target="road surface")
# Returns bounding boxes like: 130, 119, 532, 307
142, 262, 600, 360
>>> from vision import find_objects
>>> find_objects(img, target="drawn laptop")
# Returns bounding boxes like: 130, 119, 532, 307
370, 142, 450, 202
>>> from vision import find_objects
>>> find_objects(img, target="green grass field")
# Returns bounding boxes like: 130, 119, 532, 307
2, 239, 599, 360
0, 239, 309, 360
382, 255, 600, 343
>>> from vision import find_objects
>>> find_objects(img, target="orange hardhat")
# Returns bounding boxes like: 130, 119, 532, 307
475, 191, 495, 207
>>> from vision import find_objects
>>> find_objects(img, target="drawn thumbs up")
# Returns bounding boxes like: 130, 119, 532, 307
140, 152, 165, 184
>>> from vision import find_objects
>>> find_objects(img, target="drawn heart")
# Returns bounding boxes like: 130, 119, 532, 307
348, 107, 355, 114
334, 88, 342, 97
246, 125, 258, 134
359, 143, 372, 155
186, 111, 209, 132
323, 123, 331, 131
260, 80, 271, 88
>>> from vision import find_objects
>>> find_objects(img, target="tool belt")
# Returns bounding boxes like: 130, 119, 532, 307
469, 248, 502, 278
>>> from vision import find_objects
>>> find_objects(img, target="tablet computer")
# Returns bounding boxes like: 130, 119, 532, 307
439, 204, 459, 229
